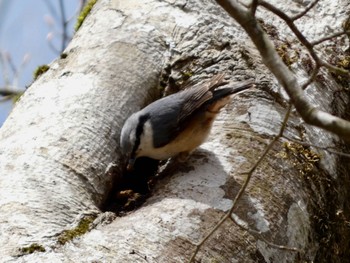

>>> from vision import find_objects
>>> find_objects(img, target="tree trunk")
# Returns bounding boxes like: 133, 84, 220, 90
0, 0, 349, 262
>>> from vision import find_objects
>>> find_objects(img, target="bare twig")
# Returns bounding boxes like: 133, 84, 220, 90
301, 63, 320, 90
58, 0, 68, 53
215, 0, 350, 141
43, 0, 73, 54
189, 105, 294, 262
0, 51, 29, 93
311, 30, 350, 46
0, 51, 11, 87
43, 0, 60, 21
0, 96, 12, 103
0, 88, 23, 96
258, 1, 313, 55
320, 60, 349, 75
250, 0, 259, 16
258, 0, 350, 76
291, 0, 320, 21
12, 54, 30, 89
6, 53, 17, 76
47, 36, 60, 54
229, 214, 300, 252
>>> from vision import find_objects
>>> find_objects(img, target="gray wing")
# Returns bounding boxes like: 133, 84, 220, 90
146, 74, 227, 148
180, 74, 226, 120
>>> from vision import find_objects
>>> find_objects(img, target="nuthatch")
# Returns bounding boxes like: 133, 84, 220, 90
120, 74, 254, 170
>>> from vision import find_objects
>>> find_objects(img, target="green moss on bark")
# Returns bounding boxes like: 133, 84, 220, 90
75, 0, 97, 32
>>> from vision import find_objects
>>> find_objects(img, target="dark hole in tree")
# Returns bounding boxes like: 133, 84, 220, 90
102, 157, 160, 214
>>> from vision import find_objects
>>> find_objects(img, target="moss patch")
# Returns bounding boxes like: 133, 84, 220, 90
326, 35, 350, 90
57, 215, 96, 245
278, 141, 321, 176
19, 243, 45, 254
276, 42, 300, 67
331, 55, 350, 88
33, 65, 50, 80
277, 140, 350, 261
258, 18, 300, 67
75, 0, 97, 32
60, 53, 68, 59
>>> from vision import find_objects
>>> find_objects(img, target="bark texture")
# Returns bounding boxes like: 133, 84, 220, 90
0, 0, 349, 262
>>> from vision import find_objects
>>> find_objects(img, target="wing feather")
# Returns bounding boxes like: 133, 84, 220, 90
148, 74, 228, 148
178, 74, 227, 123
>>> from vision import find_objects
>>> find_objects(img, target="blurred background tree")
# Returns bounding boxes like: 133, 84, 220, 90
0, 0, 86, 125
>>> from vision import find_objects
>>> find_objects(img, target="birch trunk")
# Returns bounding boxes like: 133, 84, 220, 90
0, 0, 349, 262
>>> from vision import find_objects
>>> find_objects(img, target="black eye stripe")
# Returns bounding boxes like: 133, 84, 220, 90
131, 114, 150, 158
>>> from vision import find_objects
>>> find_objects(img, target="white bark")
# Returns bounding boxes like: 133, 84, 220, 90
0, 0, 349, 262
0, 0, 165, 258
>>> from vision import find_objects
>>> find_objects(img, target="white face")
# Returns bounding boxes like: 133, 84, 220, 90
134, 120, 153, 158
120, 113, 138, 156
129, 129, 137, 155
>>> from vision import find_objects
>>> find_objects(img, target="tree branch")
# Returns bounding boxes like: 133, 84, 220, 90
311, 30, 349, 46
0, 88, 23, 97
258, 0, 349, 76
291, 0, 320, 21
301, 63, 320, 90
215, 0, 350, 141
229, 214, 300, 252
249, 0, 258, 16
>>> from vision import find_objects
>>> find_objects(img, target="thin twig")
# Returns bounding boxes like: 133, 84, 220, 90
43, 0, 72, 54
12, 55, 30, 89
258, 0, 313, 51
0, 52, 27, 90
59, 0, 68, 53
259, 0, 350, 77
0, 88, 23, 96
320, 60, 350, 75
229, 214, 300, 252
47, 38, 60, 54
216, 0, 350, 139
43, 0, 60, 21
250, 0, 258, 16
189, 105, 293, 262
311, 30, 349, 46
188, 213, 228, 262
291, 0, 320, 21
6, 54, 17, 76
0, 96, 11, 103
0, 51, 10, 87
301, 63, 320, 90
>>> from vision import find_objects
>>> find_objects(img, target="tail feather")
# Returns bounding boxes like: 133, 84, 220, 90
211, 80, 255, 100
206, 80, 254, 113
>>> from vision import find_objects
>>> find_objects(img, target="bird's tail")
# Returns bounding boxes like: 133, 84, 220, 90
212, 80, 255, 100
207, 80, 255, 113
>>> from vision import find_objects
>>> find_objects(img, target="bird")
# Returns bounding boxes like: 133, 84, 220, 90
120, 74, 254, 170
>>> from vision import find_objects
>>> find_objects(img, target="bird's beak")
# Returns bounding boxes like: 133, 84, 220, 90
126, 158, 135, 171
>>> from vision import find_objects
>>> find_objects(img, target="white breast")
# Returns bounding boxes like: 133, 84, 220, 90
137, 112, 217, 160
